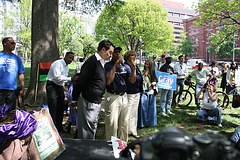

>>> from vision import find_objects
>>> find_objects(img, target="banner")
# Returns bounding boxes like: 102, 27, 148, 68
39, 62, 53, 81
156, 71, 177, 90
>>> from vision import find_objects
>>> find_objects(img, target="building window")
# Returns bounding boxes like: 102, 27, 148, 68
174, 27, 182, 30
174, 31, 180, 34
168, 21, 173, 24
181, 14, 185, 17
195, 37, 198, 44
174, 22, 180, 26
180, 23, 183, 26
168, 12, 173, 16
194, 48, 198, 56
174, 13, 180, 17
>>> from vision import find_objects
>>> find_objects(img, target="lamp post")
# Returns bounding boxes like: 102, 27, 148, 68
233, 32, 235, 61
233, 12, 235, 62
139, 36, 142, 69
206, 45, 211, 64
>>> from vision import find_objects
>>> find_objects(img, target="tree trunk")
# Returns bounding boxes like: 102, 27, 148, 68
24, 0, 59, 106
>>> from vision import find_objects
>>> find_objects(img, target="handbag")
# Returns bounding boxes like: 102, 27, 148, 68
153, 86, 158, 95
226, 84, 237, 95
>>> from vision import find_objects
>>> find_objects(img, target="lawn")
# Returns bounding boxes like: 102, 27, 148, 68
22, 62, 240, 142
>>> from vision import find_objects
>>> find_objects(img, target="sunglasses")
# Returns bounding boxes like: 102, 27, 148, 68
9, 42, 16, 45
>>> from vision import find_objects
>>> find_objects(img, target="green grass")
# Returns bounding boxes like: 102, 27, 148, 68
130, 80, 239, 142
22, 62, 240, 141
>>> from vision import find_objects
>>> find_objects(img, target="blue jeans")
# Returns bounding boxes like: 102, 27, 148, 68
138, 92, 157, 127
195, 83, 204, 106
160, 89, 173, 113
197, 107, 222, 125
174, 79, 185, 103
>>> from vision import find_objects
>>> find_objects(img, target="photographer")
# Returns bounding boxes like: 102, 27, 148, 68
196, 84, 222, 127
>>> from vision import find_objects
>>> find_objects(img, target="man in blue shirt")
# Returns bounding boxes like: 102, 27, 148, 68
159, 54, 175, 117
104, 46, 136, 142
0, 37, 25, 110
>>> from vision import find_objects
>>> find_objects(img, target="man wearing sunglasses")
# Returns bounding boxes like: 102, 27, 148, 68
0, 37, 25, 110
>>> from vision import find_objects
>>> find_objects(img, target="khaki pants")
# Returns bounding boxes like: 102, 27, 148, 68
104, 92, 129, 142
127, 93, 140, 135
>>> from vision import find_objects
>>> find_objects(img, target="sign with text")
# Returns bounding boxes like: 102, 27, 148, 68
32, 107, 65, 160
156, 71, 177, 90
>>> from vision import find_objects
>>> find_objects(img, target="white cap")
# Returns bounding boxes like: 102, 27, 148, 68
165, 54, 172, 59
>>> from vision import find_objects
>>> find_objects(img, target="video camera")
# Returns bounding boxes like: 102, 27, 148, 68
120, 127, 240, 160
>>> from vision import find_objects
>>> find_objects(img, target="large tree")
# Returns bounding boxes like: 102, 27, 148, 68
25, 0, 59, 105
59, 11, 85, 56
208, 26, 238, 59
25, 0, 123, 106
82, 34, 97, 58
2, 0, 32, 64
95, 0, 174, 53
178, 32, 194, 58
195, 0, 240, 57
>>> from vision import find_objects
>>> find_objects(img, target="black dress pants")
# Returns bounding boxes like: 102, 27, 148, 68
46, 81, 65, 132
0, 89, 16, 110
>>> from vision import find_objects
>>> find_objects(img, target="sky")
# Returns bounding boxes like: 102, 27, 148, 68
169, 0, 199, 9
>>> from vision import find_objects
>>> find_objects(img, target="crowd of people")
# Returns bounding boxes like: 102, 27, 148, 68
1, 37, 240, 143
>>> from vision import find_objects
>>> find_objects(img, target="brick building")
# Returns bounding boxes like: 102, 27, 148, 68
183, 15, 240, 63
157, 0, 197, 45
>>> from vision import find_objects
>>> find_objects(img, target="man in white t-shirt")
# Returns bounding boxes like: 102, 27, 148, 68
208, 60, 219, 89
188, 62, 212, 108
173, 55, 188, 104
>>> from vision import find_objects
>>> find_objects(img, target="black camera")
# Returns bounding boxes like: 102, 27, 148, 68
120, 127, 240, 160
203, 82, 208, 89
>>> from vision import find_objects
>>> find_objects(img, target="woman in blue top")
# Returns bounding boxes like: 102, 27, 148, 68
138, 59, 158, 128
124, 51, 143, 138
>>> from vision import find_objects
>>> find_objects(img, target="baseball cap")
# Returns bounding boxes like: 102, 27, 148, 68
114, 46, 122, 52
161, 53, 167, 57
165, 54, 172, 59
153, 55, 157, 58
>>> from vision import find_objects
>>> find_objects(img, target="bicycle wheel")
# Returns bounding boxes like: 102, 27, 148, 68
216, 91, 230, 110
175, 90, 192, 107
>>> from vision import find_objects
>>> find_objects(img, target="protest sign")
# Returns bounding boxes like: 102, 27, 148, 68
32, 107, 65, 160
156, 71, 177, 90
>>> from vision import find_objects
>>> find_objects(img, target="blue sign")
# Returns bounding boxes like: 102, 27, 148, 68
156, 71, 177, 90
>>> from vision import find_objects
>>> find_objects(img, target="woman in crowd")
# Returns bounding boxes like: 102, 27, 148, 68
226, 61, 240, 94
196, 84, 222, 127
124, 50, 143, 138
138, 59, 158, 128
226, 61, 240, 107
220, 63, 228, 92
